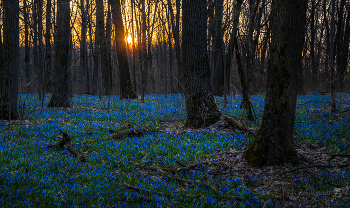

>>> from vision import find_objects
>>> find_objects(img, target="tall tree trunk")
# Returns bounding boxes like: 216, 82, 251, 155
167, 0, 174, 93
244, 0, 307, 167
330, 0, 336, 112
323, 0, 330, 86
245, 0, 259, 93
96, 0, 109, 95
1, 0, 19, 119
33, 0, 39, 96
48, 0, 71, 107
24, 0, 31, 91
140, 0, 148, 102
167, 0, 182, 90
131, 0, 137, 93
182, 0, 222, 128
45, 0, 53, 93
212, 0, 225, 96
110, 0, 137, 99
38, 0, 44, 99
80, 0, 88, 93
336, 1, 350, 91
233, 0, 254, 121
106, 4, 112, 94
310, 0, 317, 91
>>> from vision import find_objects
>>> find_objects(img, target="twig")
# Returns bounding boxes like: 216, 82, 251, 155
328, 154, 350, 161
282, 163, 350, 174
130, 161, 216, 190
299, 154, 319, 166
305, 170, 338, 187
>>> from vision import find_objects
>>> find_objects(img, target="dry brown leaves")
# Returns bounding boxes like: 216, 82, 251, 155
205, 144, 350, 207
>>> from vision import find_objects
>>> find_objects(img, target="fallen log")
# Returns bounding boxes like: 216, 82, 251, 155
83, 127, 158, 143
46, 130, 86, 162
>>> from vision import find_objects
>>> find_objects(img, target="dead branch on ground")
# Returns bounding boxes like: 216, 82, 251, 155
45, 130, 86, 162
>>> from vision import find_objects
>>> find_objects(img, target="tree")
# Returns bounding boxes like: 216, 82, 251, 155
24, 0, 31, 91
244, 0, 308, 167
0, 0, 19, 120
47, 0, 71, 107
109, 0, 137, 99
233, 0, 254, 120
211, 0, 225, 96
182, 0, 222, 128
45, 0, 53, 93
96, 0, 110, 95
80, 0, 88, 93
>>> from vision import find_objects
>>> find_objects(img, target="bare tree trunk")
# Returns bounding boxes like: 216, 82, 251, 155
330, 0, 336, 112
140, 0, 148, 102
182, 0, 222, 128
45, 0, 53, 93
80, 0, 88, 93
233, 0, 254, 120
310, 0, 317, 91
244, 0, 307, 167
110, 0, 137, 99
212, 0, 225, 96
0, 0, 19, 119
38, 0, 44, 99
96, 0, 109, 95
24, 0, 31, 92
168, 0, 182, 90
88, 0, 95, 94
131, 0, 137, 93
336, 0, 350, 91
167, 0, 174, 93
48, 0, 71, 107
33, 0, 39, 95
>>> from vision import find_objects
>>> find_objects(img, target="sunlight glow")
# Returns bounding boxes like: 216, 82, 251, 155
126, 36, 133, 45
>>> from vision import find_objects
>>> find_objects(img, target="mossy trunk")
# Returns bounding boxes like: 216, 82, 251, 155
244, 0, 307, 167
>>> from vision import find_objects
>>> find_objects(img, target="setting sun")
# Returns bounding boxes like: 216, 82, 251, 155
126, 36, 133, 45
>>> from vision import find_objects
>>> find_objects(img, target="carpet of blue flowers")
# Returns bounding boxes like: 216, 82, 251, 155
0, 93, 349, 207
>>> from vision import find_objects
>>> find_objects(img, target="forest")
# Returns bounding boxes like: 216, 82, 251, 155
0, 0, 350, 207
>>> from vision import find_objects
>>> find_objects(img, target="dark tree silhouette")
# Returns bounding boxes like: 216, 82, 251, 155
182, 0, 222, 128
0, 0, 19, 119
48, 0, 71, 107
244, 0, 308, 167
110, 0, 137, 99
212, 0, 225, 96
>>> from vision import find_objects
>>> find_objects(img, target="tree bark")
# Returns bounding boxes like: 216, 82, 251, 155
212, 0, 225, 96
244, 0, 307, 167
47, 0, 71, 107
233, 0, 254, 121
140, 0, 148, 102
80, 0, 88, 93
96, 0, 109, 95
110, 0, 137, 99
0, 0, 19, 119
182, 0, 222, 128
24, 0, 31, 92
38, 0, 44, 99
45, 0, 53, 93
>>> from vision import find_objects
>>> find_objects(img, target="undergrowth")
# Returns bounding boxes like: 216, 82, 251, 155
0, 93, 349, 207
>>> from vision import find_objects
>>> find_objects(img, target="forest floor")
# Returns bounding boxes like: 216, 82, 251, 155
0, 93, 349, 207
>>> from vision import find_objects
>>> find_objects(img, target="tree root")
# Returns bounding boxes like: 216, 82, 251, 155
210, 114, 257, 136
45, 130, 86, 162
